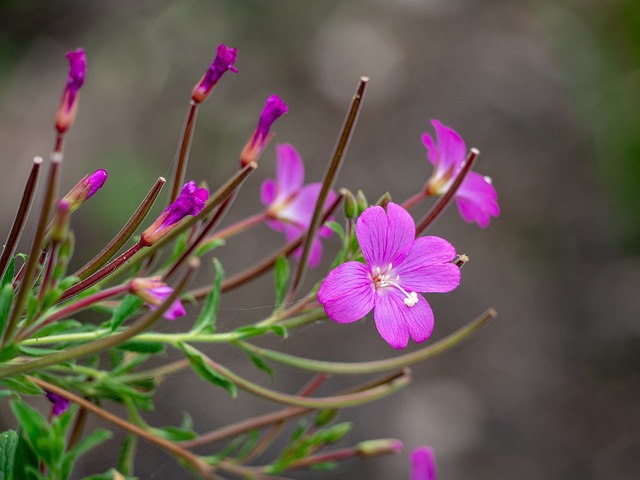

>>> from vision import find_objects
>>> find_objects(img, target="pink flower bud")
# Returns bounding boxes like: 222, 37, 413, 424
192, 44, 238, 104
55, 48, 87, 134
240, 95, 288, 167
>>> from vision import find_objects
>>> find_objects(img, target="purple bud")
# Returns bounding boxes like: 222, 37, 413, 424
56, 48, 87, 133
63, 169, 108, 213
240, 95, 288, 167
192, 44, 238, 104
130, 277, 186, 320
410, 446, 437, 480
45, 390, 70, 417
140, 181, 208, 246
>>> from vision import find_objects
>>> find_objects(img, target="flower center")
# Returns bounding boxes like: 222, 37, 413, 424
372, 263, 419, 307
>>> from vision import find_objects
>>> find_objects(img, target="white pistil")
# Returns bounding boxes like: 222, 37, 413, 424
373, 264, 419, 308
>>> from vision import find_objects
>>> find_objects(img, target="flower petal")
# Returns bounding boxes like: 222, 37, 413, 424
394, 236, 460, 293
411, 446, 437, 480
275, 143, 305, 200
431, 119, 467, 173
261, 178, 277, 205
357, 203, 414, 268
374, 289, 434, 349
455, 171, 500, 228
318, 262, 375, 324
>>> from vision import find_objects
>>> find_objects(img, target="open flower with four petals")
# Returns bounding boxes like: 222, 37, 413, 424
318, 202, 460, 349
261, 143, 336, 267
422, 119, 499, 228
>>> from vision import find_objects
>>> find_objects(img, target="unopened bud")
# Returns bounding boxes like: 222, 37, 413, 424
341, 189, 357, 219
55, 48, 86, 134
356, 190, 368, 216
357, 438, 403, 458
192, 44, 238, 104
375, 192, 391, 210
240, 95, 288, 167
50, 200, 70, 243
62, 169, 108, 213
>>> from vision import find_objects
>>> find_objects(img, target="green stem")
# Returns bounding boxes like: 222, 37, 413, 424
240, 308, 496, 375
185, 344, 411, 409
401, 190, 427, 211
0, 261, 196, 379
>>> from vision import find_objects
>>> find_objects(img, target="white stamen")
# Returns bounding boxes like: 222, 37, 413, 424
404, 292, 419, 307
373, 264, 419, 308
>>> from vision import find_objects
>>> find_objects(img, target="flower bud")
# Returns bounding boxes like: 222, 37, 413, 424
50, 200, 71, 243
357, 439, 404, 458
191, 44, 238, 104
62, 169, 108, 213
140, 181, 208, 247
55, 48, 86, 134
240, 95, 288, 167
356, 190, 368, 216
45, 390, 70, 417
375, 191, 391, 210
130, 277, 186, 320
341, 189, 357, 220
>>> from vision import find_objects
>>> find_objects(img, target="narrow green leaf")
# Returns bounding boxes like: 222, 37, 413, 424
0, 343, 19, 363
0, 375, 43, 396
30, 319, 83, 338
192, 258, 223, 334
0, 284, 13, 340
245, 350, 273, 379
274, 255, 290, 307
109, 295, 143, 332
1, 258, 14, 288
310, 461, 338, 472
0, 430, 18, 480
25, 294, 38, 325
177, 342, 237, 398
61, 429, 112, 479
116, 341, 165, 354
10, 401, 62, 468
194, 238, 225, 257
12, 431, 39, 480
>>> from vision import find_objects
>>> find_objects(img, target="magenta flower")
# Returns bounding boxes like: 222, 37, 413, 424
411, 446, 437, 480
140, 181, 208, 246
130, 277, 186, 320
261, 143, 336, 267
240, 95, 288, 167
56, 48, 87, 133
63, 169, 108, 213
45, 390, 70, 417
422, 119, 499, 228
192, 43, 238, 104
318, 203, 460, 349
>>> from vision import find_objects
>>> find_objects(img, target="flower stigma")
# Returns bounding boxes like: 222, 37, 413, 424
373, 264, 419, 307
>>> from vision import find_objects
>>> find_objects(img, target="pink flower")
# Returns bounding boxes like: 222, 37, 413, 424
422, 119, 499, 228
318, 203, 460, 349
130, 277, 186, 320
240, 95, 288, 167
56, 48, 87, 133
411, 446, 437, 480
261, 144, 336, 267
45, 390, 70, 417
192, 43, 238, 104
63, 169, 108, 213
140, 181, 208, 246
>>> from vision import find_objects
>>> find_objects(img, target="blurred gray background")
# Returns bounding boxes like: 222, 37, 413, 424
1, 0, 640, 479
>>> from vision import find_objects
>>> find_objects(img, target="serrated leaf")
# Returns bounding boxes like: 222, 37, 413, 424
109, 295, 143, 332
192, 258, 223, 334
0, 376, 43, 396
177, 342, 237, 397
0, 430, 18, 480
274, 255, 290, 307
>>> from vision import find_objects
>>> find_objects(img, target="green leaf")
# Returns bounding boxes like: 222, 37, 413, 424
0, 343, 19, 363
274, 255, 290, 307
58, 276, 80, 292
235, 429, 260, 461
149, 425, 197, 442
325, 221, 345, 243
0, 376, 43, 396
116, 342, 165, 354
245, 350, 273, 379
10, 401, 63, 468
61, 428, 112, 479
310, 461, 338, 472
194, 238, 225, 257
0, 430, 18, 480
1, 258, 14, 288
314, 422, 352, 444
28, 319, 83, 338
81, 468, 136, 480
108, 295, 143, 332
18, 345, 66, 357
0, 284, 13, 340
177, 342, 237, 398
12, 431, 39, 480
25, 293, 39, 325
192, 258, 224, 334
